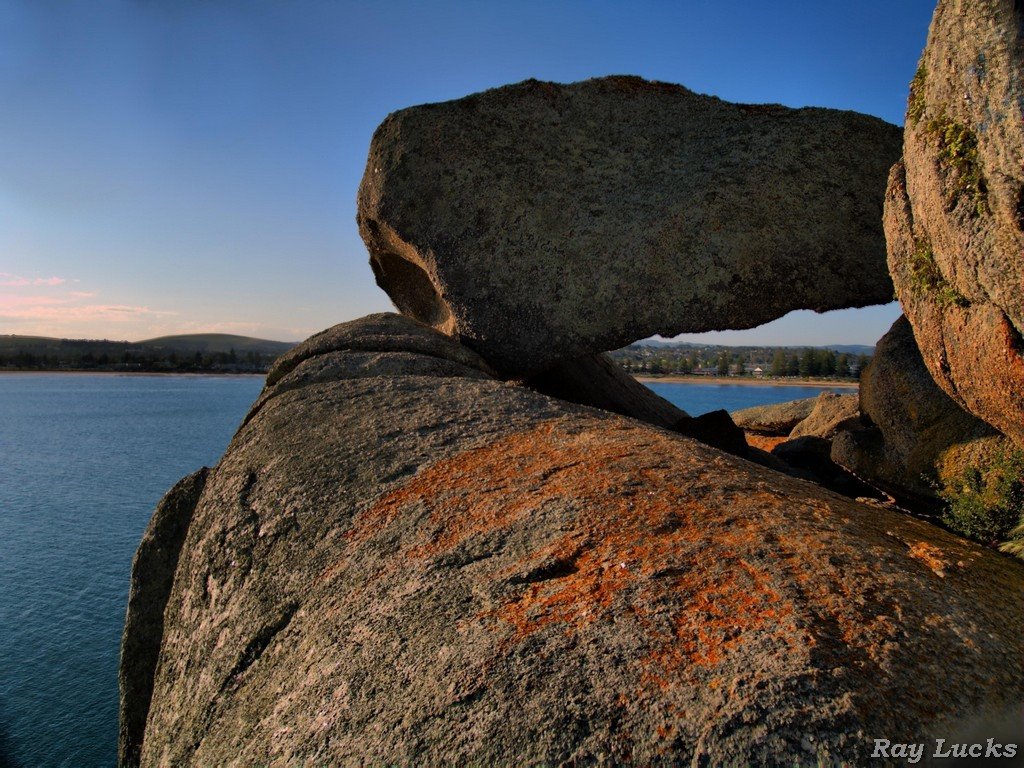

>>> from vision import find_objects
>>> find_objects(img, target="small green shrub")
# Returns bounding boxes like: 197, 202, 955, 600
924, 114, 989, 216
907, 63, 927, 126
941, 449, 1024, 551
908, 239, 969, 308
1000, 522, 1024, 559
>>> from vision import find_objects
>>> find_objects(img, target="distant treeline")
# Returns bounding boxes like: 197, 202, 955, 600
612, 344, 869, 379
0, 337, 290, 374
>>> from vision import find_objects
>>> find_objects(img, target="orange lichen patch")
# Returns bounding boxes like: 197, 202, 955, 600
775, 530, 902, 663
347, 421, 584, 552
907, 541, 950, 578
743, 433, 789, 452
345, 418, 907, 694
492, 546, 634, 637
640, 560, 796, 688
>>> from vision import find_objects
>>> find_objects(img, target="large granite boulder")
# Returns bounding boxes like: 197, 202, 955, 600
886, 0, 1024, 446
832, 316, 1010, 503
122, 314, 1024, 766
358, 76, 901, 376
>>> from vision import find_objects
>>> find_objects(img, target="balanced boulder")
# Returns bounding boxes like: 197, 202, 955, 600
123, 314, 1024, 766
358, 76, 901, 376
886, 0, 1024, 446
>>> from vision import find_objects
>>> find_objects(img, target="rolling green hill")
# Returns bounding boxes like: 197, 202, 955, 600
138, 334, 295, 355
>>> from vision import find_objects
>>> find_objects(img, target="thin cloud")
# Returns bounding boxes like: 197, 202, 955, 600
0, 293, 176, 321
0, 273, 66, 287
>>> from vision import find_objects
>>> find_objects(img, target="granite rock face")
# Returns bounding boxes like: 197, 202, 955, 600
119, 468, 209, 768
358, 76, 901, 375
886, 0, 1024, 446
123, 314, 1024, 767
789, 392, 860, 440
832, 316, 1009, 502
731, 397, 818, 436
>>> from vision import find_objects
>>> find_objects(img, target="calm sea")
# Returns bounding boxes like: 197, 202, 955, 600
0, 374, 264, 768
644, 379, 854, 416
0, 374, 850, 767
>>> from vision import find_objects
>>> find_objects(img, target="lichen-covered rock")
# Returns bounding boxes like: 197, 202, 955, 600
731, 397, 818, 435
789, 392, 860, 439
886, 0, 1024, 446
124, 314, 1024, 767
358, 76, 901, 376
832, 316, 1007, 502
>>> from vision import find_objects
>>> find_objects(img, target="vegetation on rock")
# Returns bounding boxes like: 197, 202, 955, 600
923, 113, 989, 216
906, 63, 927, 126
908, 238, 969, 308
940, 448, 1024, 557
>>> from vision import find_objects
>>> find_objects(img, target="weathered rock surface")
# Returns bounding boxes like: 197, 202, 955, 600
832, 316, 1009, 502
887, 0, 1024, 446
358, 76, 902, 376
528, 352, 687, 430
789, 392, 860, 440
731, 397, 818, 435
123, 314, 1024, 767
119, 468, 208, 767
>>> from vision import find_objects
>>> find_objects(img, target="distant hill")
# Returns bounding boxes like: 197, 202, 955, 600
139, 334, 295, 355
0, 333, 297, 373
633, 338, 874, 354
823, 344, 875, 356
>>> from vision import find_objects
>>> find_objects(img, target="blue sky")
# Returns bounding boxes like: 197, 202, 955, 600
0, 0, 935, 344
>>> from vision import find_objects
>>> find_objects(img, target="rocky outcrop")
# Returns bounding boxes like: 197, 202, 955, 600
119, 468, 209, 768
123, 314, 1024, 766
789, 392, 859, 440
886, 0, 1024, 446
832, 316, 1009, 503
672, 408, 749, 458
358, 76, 901, 376
528, 352, 687, 430
731, 397, 818, 435
733, 393, 863, 496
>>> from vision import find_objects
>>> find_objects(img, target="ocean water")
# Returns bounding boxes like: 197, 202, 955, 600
645, 380, 854, 416
0, 374, 849, 767
0, 374, 264, 768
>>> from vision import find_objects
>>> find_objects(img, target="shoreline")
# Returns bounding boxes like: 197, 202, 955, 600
635, 374, 858, 388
